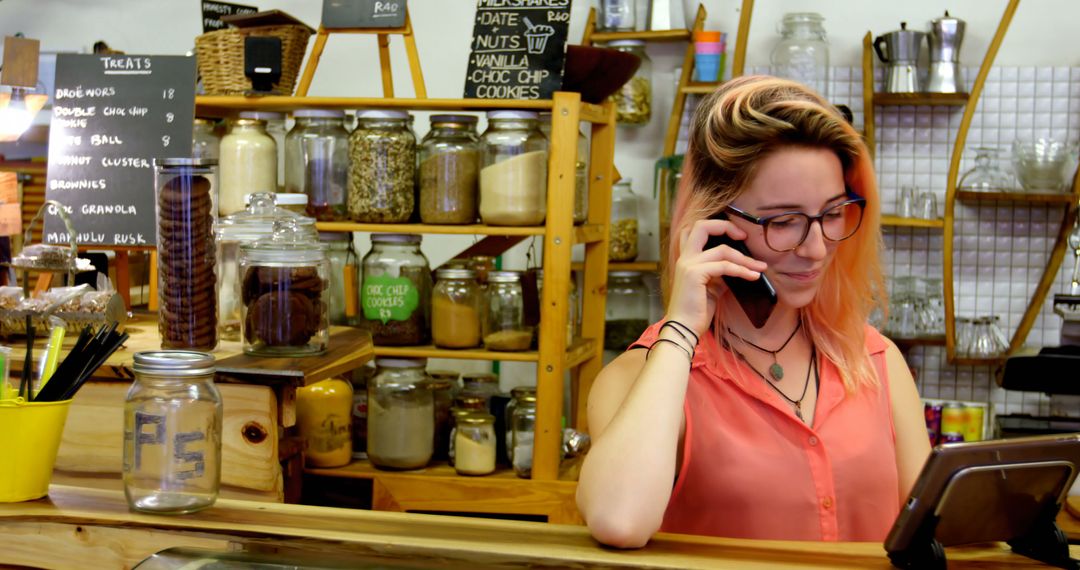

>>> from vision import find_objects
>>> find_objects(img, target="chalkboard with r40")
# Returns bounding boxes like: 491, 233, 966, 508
464, 0, 571, 100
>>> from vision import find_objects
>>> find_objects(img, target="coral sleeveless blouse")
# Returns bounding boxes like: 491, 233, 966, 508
631, 323, 900, 541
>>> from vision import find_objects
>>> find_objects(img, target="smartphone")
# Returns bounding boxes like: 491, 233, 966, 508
704, 213, 777, 328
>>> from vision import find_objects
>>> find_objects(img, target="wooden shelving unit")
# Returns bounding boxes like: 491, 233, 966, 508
871, 92, 969, 106
881, 215, 945, 229
586, 29, 691, 43
956, 190, 1079, 204
681, 82, 722, 94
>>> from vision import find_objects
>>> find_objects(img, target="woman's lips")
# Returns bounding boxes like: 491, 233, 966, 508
780, 270, 820, 282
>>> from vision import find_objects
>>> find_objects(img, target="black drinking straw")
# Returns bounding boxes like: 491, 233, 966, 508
19, 317, 35, 401
34, 322, 127, 403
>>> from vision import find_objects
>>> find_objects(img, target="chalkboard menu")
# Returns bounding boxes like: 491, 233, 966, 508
322, 0, 407, 29
202, 1, 259, 33
463, 0, 570, 100
44, 54, 196, 247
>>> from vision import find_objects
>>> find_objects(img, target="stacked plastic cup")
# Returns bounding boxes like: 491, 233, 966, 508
694, 31, 723, 83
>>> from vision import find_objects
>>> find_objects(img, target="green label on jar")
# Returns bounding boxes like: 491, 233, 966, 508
362, 275, 419, 324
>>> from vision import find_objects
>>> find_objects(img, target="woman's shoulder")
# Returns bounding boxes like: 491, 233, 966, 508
862, 323, 890, 356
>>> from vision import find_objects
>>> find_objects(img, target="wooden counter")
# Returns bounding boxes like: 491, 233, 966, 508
0, 485, 1071, 569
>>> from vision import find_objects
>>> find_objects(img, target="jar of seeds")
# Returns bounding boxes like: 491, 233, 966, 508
348, 110, 416, 223
609, 179, 639, 261
607, 40, 652, 126
419, 114, 480, 224
361, 234, 431, 345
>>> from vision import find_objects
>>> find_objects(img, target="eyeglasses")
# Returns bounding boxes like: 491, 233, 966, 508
724, 194, 867, 252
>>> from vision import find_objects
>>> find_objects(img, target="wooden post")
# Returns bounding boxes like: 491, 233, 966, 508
862, 32, 875, 158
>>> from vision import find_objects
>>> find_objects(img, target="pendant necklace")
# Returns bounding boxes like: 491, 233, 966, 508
726, 319, 802, 381
728, 340, 817, 422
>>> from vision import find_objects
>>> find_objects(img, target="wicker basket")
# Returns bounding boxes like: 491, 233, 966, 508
195, 25, 313, 96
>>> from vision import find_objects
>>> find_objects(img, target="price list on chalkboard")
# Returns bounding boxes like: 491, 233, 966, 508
44, 54, 196, 247
463, 0, 571, 100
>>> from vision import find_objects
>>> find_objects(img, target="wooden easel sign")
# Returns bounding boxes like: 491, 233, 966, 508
322, 0, 408, 29
463, 0, 571, 100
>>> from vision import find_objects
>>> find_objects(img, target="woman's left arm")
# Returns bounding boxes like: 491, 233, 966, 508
884, 340, 933, 503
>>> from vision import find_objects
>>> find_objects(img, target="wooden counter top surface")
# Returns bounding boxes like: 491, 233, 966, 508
0, 485, 1072, 569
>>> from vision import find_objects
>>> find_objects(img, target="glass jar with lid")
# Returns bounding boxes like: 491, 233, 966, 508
241, 111, 287, 189
598, 0, 636, 31
479, 110, 548, 226
193, 118, 220, 161
427, 377, 456, 461
461, 372, 500, 404
504, 385, 536, 466
539, 113, 589, 225
124, 350, 222, 514
454, 412, 496, 476
604, 271, 650, 351
483, 271, 533, 351
509, 390, 537, 478
361, 234, 431, 345
770, 13, 830, 99
239, 219, 330, 356
959, 147, 1013, 192
320, 232, 360, 327
610, 179, 639, 261
419, 114, 481, 224
285, 109, 349, 221
219, 117, 277, 216
432, 268, 481, 349
348, 110, 416, 223
608, 40, 652, 125
367, 357, 434, 470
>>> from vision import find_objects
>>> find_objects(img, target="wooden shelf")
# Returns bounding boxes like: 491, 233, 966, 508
881, 215, 946, 228
953, 357, 1007, 367
956, 190, 1079, 204
571, 260, 660, 272
370, 338, 596, 366
872, 92, 969, 106
891, 335, 947, 349
588, 29, 691, 43
315, 221, 545, 237
681, 82, 722, 94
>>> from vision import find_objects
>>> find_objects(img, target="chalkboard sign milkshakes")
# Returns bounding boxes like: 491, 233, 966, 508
464, 0, 571, 100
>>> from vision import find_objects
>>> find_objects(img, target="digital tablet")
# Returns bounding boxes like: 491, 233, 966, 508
885, 433, 1080, 556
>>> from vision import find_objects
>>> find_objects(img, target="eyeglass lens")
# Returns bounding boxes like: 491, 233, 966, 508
764, 201, 863, 251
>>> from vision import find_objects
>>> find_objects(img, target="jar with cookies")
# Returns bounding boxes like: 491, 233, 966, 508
239, 219, 330, 356
360, 234, 431, 346
154, 158, 219, 351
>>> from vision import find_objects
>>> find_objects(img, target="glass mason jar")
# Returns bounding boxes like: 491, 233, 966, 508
469, 255, 496, 287
454, 412, 497, 476
124, 351, 222, 514
604, 271, 650, 351
608, 40, 652, 125
193, 118, 220, 161
155, 158, 219, 351
219, 118, 277, 216
239, 220, 330, 356
348, 110, 416, 223
419, 114, 481, 224
504, 385, 536, 466
770, 13, 830, 99
285, 109, 350, 221
483, 271, 533, 351
367, 358, 434, 470
610, 179, 639, 261
296, 378, 353, 468
598, 0, 636, 31
241, 111, 287, 189
320, 232, 360, 327
539, 113, 589, 225
479, 110, 548, 226
361, 233, 431, 345
427, 377, 456, 461
510, 391, 537, 478
432, 268, 482, 349
461, 372, 500, 404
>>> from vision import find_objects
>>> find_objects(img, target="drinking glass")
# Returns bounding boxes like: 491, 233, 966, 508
916, 191, 938, 220
897, 186, 917, 218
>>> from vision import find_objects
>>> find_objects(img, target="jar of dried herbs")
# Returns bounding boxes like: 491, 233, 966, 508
607, 40, 652, 126
419, 114, 480, 224
479, 111, 548, 226
361, 234, 431, 345
483, 271, 533, 351
348, 110, 416, 223
609, 179, 639, 262
604, 271, 650, 351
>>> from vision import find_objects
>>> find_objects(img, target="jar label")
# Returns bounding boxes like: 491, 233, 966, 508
362, 275, 419, 323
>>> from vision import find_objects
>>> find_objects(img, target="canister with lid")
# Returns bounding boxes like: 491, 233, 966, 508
605, 271, 650, 351
510, 390, 537, 478
285, 109, 349, 221
219, 117, 277, 216
348, 110, 416, 223
426, 376, 456, 461
432, 268, 481, 349
504, 385, 536, 466
241, 110, 287, 188
123, 350, 222, 514
479, 111, 548, 226
609, 179, 639, 261
367, 358, 434, 470
608, 40, 652, 125
193, 118, 220, 161
454, 413, 497, 476
419, 114, 480, 224
361, 233, 431, 345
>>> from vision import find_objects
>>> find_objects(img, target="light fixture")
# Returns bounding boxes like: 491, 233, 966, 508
0, 35, 44, 142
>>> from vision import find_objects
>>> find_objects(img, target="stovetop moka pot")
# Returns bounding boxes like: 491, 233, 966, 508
927, 11, 966, 93
874, 22, 925, 93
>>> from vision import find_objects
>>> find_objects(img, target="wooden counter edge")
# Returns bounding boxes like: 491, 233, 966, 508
0, 485, 1069, 569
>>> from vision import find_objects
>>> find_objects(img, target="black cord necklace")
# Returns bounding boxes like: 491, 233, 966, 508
726, 319, 802, 381
728, 339, 817, 423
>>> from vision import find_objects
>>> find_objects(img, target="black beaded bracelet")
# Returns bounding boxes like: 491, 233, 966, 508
647, 338, 693, 364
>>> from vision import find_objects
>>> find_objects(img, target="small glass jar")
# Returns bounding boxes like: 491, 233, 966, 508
432, 268, 482, 349
604, 271, 650, 351
154, 158, 219, 351
598, 0, 636, 31
454, 413, 496, 476
469, 255, 496, 287
510, 391, 537, 478
427, 377, 456, 461
479, 111, 548, 226
539, 113, 589, 225
361, 234, 431, 345
608, 40, 652, 125
219, 118, 277, 216
504, 385, 536, 466
124, 351, 222, 514
609, 179, 639, 262
461, 372, 500, 404
770, 13, 830, 99
239, 220, 330, 356
285, 109, 350, 221
367, 358, 434, 470
296, 378, 353, 468
193, 118, 220, 161
241, 111, 287, 189
320, 232, 360, 327
483, 271, 533, 351
419, 114, 481, 224
349, 110, 416, 223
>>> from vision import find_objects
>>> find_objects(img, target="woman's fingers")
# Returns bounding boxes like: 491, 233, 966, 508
683, 218, 748, 254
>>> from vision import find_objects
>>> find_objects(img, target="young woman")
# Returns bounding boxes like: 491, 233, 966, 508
576, 76, 931, 548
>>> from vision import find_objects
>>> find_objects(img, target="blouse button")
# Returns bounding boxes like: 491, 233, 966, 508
822, 496, 833, 509
808, 435, 819, 446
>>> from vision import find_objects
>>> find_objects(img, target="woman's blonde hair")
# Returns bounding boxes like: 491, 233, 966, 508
667, 75, 885, 391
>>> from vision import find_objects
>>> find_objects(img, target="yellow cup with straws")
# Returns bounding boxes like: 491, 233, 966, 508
0, 398, 73, 502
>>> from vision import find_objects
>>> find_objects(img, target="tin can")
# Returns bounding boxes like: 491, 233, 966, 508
940, 432, 964, 444
940, 403, 965, 437
963, 405, 985, 442
924, 403, 942, 439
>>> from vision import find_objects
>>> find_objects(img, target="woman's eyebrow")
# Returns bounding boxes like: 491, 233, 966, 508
757, 192, 848, 212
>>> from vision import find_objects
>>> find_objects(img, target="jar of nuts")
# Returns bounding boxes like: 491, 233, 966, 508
348, 110, 416, 223
607, 40, 652, 126
609, 179, 639, 262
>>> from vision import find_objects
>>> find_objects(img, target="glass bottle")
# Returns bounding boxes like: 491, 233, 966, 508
419, 114, 481, 224
959, 147, 1013, 192
427, 377, 456, 461
219, 118, 277, 216
284, 109, 349, 221
604, 271, 650, 351
598, 0, 636, 31
539, 113, 589, 224
348, 110, 416, 223
483, 271, 533, 351
320, 232, 360, 327
454, 413, 497, 476
361, 234, 431, 346
609, 179, 639, 261
608, 40, 652, 125
296, 378, 353, 468
124, 350, 222, 514
479, 111, 548, 226
367, 358, 434, 470
432, 268, 482, 349
770, 13, 830, 99
510, 391, 537, 478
